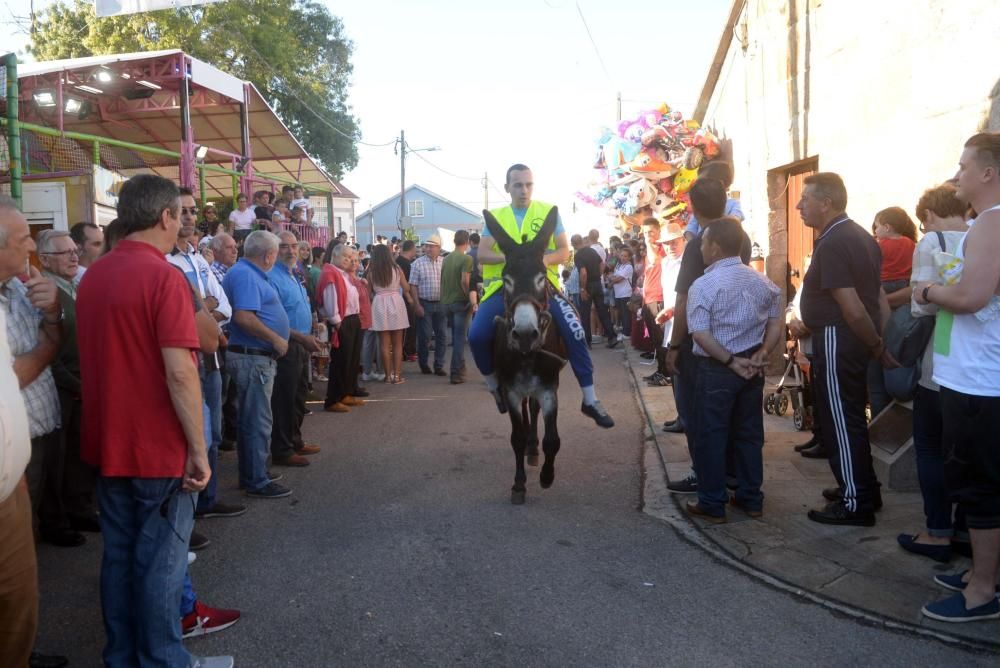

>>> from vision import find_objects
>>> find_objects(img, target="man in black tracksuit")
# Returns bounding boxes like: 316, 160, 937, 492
798, 172, 895, 526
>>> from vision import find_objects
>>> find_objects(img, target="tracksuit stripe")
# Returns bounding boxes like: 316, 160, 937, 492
825, 326, 857, 512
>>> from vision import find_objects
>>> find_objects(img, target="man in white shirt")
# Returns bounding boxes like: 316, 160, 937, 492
588, 229, 607, 262
0, 197, 41, 667
168, 189, 245, 521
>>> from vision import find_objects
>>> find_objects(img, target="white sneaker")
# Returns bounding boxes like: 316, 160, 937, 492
375, 373, 386, 381
361, 372, 374, 381
190, 657, 234, 668
617, 333, 625, 342
188, 551, 196, 565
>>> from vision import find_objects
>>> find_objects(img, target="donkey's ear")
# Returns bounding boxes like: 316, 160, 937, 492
483, 210, 516, 254
531, 206, 560, 254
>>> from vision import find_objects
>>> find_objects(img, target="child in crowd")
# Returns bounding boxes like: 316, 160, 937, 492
872, 206, 918, 291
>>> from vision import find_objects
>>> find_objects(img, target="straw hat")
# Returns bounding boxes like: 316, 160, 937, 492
424, 234, 442, 246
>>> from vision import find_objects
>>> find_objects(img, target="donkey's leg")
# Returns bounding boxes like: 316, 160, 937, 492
508, 394, 528, 504
525, 397, 541, 466
539, 388, 561, 489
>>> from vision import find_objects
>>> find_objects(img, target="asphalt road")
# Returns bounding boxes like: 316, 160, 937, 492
36, 346, 993, 666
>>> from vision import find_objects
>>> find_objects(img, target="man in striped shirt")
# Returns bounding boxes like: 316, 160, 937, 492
684, 218, 783, 523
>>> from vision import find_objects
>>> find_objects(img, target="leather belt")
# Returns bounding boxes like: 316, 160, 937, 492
227, 345, 278, 360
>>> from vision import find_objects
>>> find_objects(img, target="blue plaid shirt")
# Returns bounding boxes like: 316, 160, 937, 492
687, 256, 781, 357
0, 278, 61, 438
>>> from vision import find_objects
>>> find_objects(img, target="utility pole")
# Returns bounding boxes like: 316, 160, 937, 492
398, 129, 406, 233
483, 172, 489, 211
616, 91, 622, 121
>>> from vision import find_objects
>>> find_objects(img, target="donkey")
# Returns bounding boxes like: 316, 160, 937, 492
483, 207, 568, 505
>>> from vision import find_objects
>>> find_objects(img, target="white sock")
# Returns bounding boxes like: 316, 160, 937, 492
485, 373, 499, 392
582, 385, 597, 405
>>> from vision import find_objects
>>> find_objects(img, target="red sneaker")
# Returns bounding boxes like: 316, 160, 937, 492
182, 601, 241, 638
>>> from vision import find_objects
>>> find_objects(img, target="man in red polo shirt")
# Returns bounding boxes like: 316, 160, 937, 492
642, 217, 669, 384
76, 174, 222, 667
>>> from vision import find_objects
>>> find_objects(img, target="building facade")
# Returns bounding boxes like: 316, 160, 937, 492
356, 184, 482, 248
696, 0, 1000, 299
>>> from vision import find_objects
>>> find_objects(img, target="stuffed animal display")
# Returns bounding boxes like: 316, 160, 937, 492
578, 103, 723, 228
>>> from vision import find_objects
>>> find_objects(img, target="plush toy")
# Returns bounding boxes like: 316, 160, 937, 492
693, 129, 721, 158
683, 146, 705, 170
650, 191, 674, 215
641, 125, 667, 147
673, 166, 699, 195
628, 153, 676, 180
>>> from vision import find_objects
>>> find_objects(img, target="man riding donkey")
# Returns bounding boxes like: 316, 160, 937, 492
468, 163, 615, 429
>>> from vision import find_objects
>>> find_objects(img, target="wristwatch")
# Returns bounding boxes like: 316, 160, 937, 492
43, 310, 64, 325
668, 344, 681, 351
723, 354, 735, 366
922, 285, 932, 303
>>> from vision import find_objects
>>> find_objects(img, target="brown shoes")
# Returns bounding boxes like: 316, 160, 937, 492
273, 454, 310, 467
295, 444, 321, 456
342, 396, 365, 407
685, 500, 727, 524
729, 497, 763, 518
325, 402, 350, 413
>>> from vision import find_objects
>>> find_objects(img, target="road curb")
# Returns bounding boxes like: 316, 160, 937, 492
622, 351, 1000, 655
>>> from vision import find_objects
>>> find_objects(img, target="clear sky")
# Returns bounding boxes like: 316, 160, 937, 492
3, 0, 732, 234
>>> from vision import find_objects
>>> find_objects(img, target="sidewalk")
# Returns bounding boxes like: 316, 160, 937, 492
625, 346, 1000, 651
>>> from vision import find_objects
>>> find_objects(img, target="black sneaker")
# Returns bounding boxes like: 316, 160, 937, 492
646, 372, 670, 386
807, 500, 875, 527
420, 366, 432, 374
195, 502, 248, 520
434, 368, 447, 377
667, 474, 698, 493
640, 351, 655, 359
246, 482, 292, 499
607, 338, 620, 349
267, 470, 283, 483
581, 401, 614, 428
643, 372, 659, 381
189, 530, 211, 551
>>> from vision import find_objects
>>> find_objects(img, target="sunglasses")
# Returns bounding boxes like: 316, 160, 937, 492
41, 249, 79, 257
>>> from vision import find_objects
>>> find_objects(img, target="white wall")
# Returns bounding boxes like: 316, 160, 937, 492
702, 0, 1000, 254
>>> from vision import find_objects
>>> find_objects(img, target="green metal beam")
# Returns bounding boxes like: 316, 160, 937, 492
5, 53, 22, 208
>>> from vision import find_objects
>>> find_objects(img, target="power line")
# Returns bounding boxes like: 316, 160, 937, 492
575, 1, 613, 86
405, 143, 482, 181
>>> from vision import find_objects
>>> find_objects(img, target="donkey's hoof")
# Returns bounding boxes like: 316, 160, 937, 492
511, 489, 526, 505
540, 465, 555, 489
526, 452, 539, 467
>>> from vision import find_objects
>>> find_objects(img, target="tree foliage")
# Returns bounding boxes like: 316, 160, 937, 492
28, 0, 359, 178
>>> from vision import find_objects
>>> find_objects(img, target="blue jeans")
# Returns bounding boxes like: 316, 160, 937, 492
447, 302, 471, 375
226, 351, 277, 492
196, 368, 221, 512
418, 299, 447, 371
693, 358, 765, 516
469, 291, 594, 388
913, 385, 968, 537
97, 476, 195, 667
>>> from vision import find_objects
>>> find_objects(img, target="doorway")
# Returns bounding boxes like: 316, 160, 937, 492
767, 158, 818, 304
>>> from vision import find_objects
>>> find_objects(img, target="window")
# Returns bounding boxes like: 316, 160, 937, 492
407, 199, 424, 218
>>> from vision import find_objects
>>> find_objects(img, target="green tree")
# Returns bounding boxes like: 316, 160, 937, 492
28, 0, 359, 178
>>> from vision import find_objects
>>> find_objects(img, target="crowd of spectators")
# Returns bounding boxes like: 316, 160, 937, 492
3, 133, 1000, 666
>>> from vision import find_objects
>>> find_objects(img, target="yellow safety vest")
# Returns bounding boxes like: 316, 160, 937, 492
481, 201, 560, 301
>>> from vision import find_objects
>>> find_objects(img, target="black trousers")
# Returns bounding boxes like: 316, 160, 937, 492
642, 301, 667, 375
326, 314, 362, 407
58, 389, 96, 520
220, 347, 239, 445
579, 283, 614, 345
403, 300, 417, 357
813, 324, 879, 513
270, 339, 310, 460
25, 428, 68, 536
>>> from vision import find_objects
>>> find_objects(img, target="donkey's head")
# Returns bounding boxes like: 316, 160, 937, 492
484, 206, 559, 355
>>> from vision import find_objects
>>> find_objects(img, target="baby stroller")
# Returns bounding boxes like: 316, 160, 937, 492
763, 337, 813, 431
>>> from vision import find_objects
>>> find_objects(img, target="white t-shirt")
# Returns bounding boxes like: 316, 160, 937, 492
289, 198, 313, 212
0, 307, 32, 503
659, 255, 683, 346
612, 263, 633, 299
591, 242, 607, 262
229, 208, 256, 231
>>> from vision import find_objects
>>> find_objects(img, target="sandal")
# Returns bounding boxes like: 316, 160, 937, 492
392, 376, 406, 384
384, 374, 395, 384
